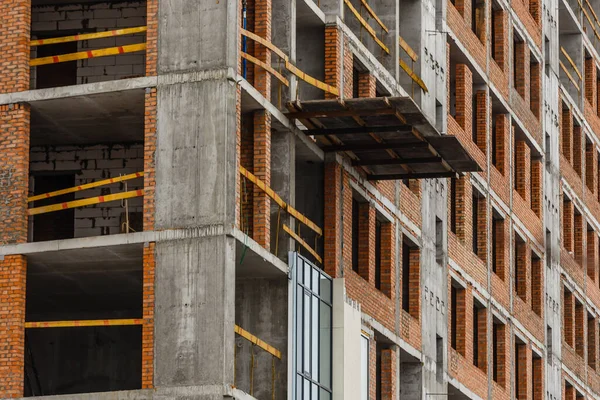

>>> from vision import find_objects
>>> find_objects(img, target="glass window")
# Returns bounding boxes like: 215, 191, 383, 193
361, 334, 369, 400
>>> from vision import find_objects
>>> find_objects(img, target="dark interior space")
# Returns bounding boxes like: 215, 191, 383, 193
32, 173, 76, 242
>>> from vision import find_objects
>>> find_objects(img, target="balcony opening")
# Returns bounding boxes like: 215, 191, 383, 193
30, 0, 148, 89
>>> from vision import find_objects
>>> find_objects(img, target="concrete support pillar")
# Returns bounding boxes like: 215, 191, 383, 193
271, 0, 295, 107
399, 361, 422, 400
0, 104, 30, 245
455, 64, 472, 137
0, 0, 29, 94
0, 255, 26, 398
253, 111, 272, 249
270, 131, 295, 260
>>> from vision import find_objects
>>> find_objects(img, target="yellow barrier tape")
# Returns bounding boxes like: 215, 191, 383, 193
31, 26, 147, 46
31, 43, 146, 66
282, 224, 323, 264
560, 60, 581, 91
359, 0, 389, 32
235, 324, 282, 359
239, 166, 322, 235
28, 189, 144, 215
399, 36, 418, 62
28, 172, 143, 202
399, 59, 428, 92
25, 319, 144, 328
344, 0, 390, 54
560, 47, 583, 81
241, 52, 290, 86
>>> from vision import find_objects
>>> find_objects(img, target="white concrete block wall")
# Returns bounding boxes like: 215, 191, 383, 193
31, 2, 146, 87
29, 144, 144, 238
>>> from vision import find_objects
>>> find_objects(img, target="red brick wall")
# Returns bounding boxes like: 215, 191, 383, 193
0, 1, 30, 94
253, 111, 271, 249
455, 64, 473, 137
0, 255, 26, 398
0, 104, 30, 245
145, 0, 157, 76
562, 107, 573, 163
254, 0, 272, 98
358, 72, 376, 97
380, 347, 396, 400
380, 222, 395, 299
515, 140, 531, 204
573, 126, 583, 177
358, 203, 375, 282
563, 198, 574, 252
143, 89, 157, 231
492, 8, 508, 72
514, 42, 529, 102
586, 57, 597, 110
142, 243, 155, 388
324, 25, 342, 99
475, 90, 487, 154
575, 300, 585, 357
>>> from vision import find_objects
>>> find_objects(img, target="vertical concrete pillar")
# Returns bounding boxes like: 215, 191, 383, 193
270, 131, 295, 260
0, 255, 26, 398
271, 0, 295, 106
0, 0, 29, 94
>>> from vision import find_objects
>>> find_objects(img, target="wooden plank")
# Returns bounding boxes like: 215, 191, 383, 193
359, 0, 389, 32
241, 52, 289, 87
235, 325, 282, 359
560, 60, 581, 91
560, 47, 583, 80
240, 28, 289, 61
25, 319, 144, 328
367, 171, 458, 180
343, 0, 390, 54
28, 172, 143, 202
282, 224, 323, 264
352, 156, 442, 166
398, 36, 418, 62
31, 27, 147, 46
399, 59, 428, 92
28, 190, 144, 215
286, 61, 339, 96
31, 43, 146, 66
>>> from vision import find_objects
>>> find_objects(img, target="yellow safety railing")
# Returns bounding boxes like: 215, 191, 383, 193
27, 173, 143, 224
399, 37, 428, 94
241, 29, 339, 97
234, 324, 281, 399
30, 26, 147, 67
344, 0, 390, 54
560, 47, 582, 92
239, 166, 322, 263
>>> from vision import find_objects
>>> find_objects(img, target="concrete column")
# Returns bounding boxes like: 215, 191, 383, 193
271, 0, 296, 107
270, 131, 295, 260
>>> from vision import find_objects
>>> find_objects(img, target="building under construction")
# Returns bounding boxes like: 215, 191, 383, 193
0, 0, 598, 398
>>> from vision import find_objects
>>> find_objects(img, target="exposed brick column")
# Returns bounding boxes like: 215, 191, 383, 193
494, 217, 508, 281
454, 176, 472, 244
585, 142, 597, 193
587, 230, 598, 282
515, 240, 529, 302
324, 25, 342, 99
0, 1, 29, 93
358, 72, 377, 98
455, 0, 472, 26
563, 199, 574, 252
515, 140, 531, 204
495, 114, 509, 174
145, 0, 158, 76
516, 342, 529, 400
530, 61, 541, 118
586, 57, 597, 109
343, 44, 354, 98
408, 246, 421, 318
380, 222, 395, 299
240, 114, 254, 235
575, 212, 584, 266
573, 126, 583, 176
143, 89, 157, 231
475, 90, 488, 154
142, 243, 155, 388
531, 159, 543, 216
475, 306, 487, 372
531, 256, 543, 315
324, 161, 341, 278
358, 203, 376, 283
0, 255, 26, 398
475, 196, 488, 262
588, 315, 597, 369
455, 286, 467, 356
514, 41, 529, 102
253, 111, 271, 249
575, 301, 585, 357
455, 64, 473, 137
562, 108, 573, 163
0, 104, 30, 245
380, 347, 397, 400
495, 322, 507, 387
564, 290, 574, 347
565, 384, 575, 400
492, 9, 508, 72
254, 0, 272, 98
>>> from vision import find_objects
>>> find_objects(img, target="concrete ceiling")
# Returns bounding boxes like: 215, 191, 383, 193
33, 0, 123, 5
31, 89, 145, 146
26, 243, 143, 318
